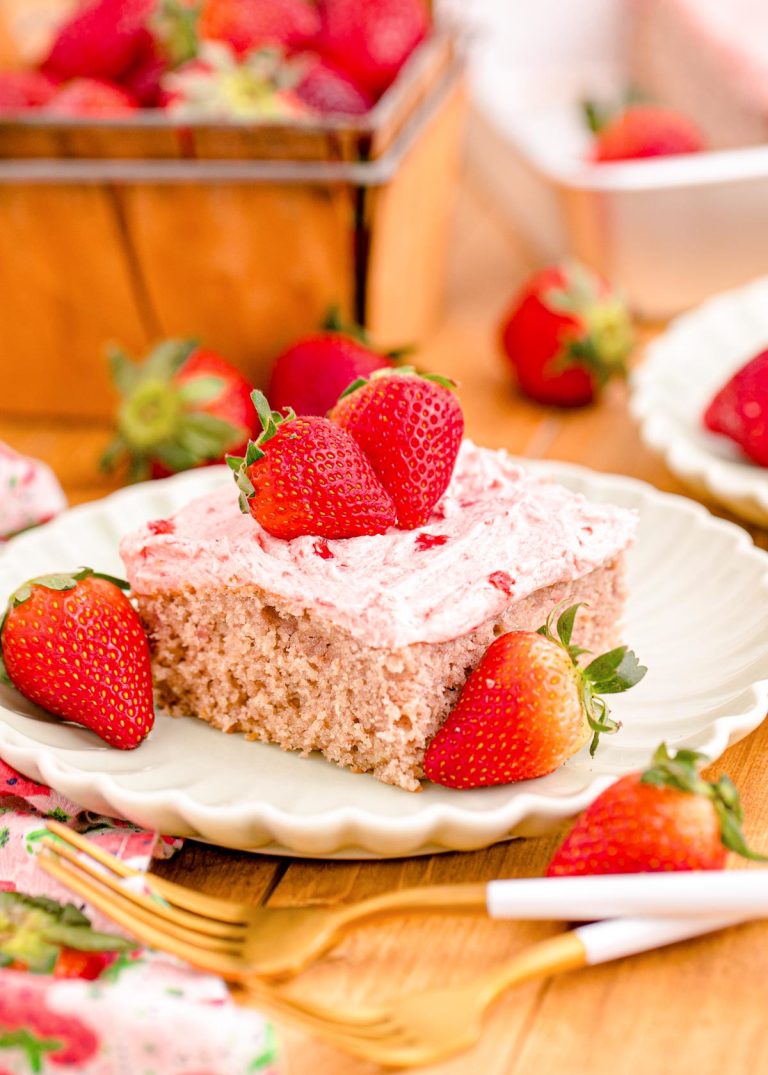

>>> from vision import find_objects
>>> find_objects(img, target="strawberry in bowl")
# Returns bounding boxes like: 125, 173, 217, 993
703, 347, 768, 467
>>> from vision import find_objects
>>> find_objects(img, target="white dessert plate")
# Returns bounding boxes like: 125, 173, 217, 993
1, 463, 767, 859
631, 275, 768, 527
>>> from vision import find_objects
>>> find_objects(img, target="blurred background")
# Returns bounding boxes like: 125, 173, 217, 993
2, 0, 768, 527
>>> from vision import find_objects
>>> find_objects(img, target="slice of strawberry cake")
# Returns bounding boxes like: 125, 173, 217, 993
121, 438, 636, 791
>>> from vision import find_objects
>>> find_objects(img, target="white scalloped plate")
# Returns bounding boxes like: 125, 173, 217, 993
631, 276, 768, 526
1, 463, 767, 859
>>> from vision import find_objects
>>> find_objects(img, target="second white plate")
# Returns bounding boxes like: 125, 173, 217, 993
631, 275, 768, 526
0, 463, 767, 858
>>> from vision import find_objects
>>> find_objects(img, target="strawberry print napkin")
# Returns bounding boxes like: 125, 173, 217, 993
0, 442, 67, 541
0, 760, 279, 1075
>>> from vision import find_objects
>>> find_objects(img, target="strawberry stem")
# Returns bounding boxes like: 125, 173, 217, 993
640, 743, 767, 862
226, 391, 296, 514
537, 603, 647, 755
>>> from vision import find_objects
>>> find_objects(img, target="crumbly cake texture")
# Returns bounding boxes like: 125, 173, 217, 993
137, 559, 626, 791
122, 441, 636, 791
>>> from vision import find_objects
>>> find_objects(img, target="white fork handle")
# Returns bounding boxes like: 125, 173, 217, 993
575, 913, 749, 965
486, 871, 768, 920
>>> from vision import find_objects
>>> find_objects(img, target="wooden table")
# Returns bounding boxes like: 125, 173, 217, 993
2, 176, 767, 1075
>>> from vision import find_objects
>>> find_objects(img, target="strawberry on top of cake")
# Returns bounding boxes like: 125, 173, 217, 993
120, 371, 637, 790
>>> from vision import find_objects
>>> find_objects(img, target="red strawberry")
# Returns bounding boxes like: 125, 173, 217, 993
296, 59, 373, 116
46, 78, 138, 117
268, 332, 392, 416
424, 604, 646, 789
0, 71, 58, 113
41, 0, 155, 83
102, 339, 257, 481
0, 569, 154, 749
547, 743, 765, 875
316, 0, 428, 97
229, 390, 396, 539
587, 102, 705, 162
53, 947, 118, 980
499, 262, 634, 408
703, 348, 768, 467
199, 0, 320, 56
328, 369, 463, 529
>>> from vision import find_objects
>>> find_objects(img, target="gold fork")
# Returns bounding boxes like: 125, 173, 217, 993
39, 820, 493, 979
37, 827, 744, 1067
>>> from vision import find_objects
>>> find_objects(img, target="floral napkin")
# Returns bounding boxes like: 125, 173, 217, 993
0, 760, 279, 1075
0, 442, 67, 541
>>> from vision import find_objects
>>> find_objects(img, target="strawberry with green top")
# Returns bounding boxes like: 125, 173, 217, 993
424, 604, 646, 789
0, 568, 154, 749
328, 368, 464, 529
499, 262, 634, 408
103, 338, 257, 481
229, 390, 396, 539
0, 891, 136, 977
547, 743, 766, 875
585, 99, 705, 162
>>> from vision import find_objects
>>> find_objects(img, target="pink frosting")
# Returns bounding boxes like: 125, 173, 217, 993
120, 441, 636, 649
0, 442, 67, 539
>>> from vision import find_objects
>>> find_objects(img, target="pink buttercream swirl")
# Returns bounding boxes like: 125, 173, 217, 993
120, 441, 636, 649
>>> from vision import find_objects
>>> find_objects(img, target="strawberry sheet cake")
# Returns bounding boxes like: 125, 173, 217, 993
0, 443, 66, 540
121, 441, 636, 791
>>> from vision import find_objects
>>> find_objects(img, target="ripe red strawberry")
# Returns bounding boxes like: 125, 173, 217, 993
0, 71, 58, 113
703, 348, 768, 467
0, 569, 155, 750
296, 59, 373, 116
199, 0, 321, 56
229, 391, 396, 539
46, 78, 138, 117
316, 0, 429, 97
102, 339, 257, 481
547, 743, 766, 875
499, 262, 634, 407
53, 947, 118, 980
588, 102, 705, 162
424, 604, 646, 789
268, 331, 392, 416
41, 0, 155, 83
328, 369, 463, 529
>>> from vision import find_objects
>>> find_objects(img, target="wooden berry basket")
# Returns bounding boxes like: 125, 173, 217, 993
0, 32, 465, 420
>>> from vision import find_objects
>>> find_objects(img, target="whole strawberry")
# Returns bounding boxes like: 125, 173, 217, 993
500, 262, 634, 408
199, 0, 320, 56
41, 0, 155, 83
703, 348, 768, 467
547, 743, 765, 875
316, 0, 429, 97
424, 604, 646, 789
102, 339, 257, 481
296, 59, 373, 116
268, 330, 392, 416
229, 390, 396, 539
47, 79, 138, 117
0, 71, 58, 113
586, 101, 705, 162
329, 369, 463, 529
0, 569, 154, 750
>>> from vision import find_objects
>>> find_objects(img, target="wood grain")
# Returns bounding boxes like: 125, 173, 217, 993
2, 177, 767, 1075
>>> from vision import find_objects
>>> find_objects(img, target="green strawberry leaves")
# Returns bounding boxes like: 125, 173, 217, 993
337, 366, 457, 402
641, 743, 767, 862
227, 391, 296, 514
103, 339, 243, 480
538, 603, 647, 756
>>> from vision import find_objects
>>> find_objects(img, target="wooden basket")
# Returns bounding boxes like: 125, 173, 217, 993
0, 33, 466, 420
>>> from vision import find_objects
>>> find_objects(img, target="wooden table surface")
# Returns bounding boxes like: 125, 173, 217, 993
2, 177, 768, 1075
